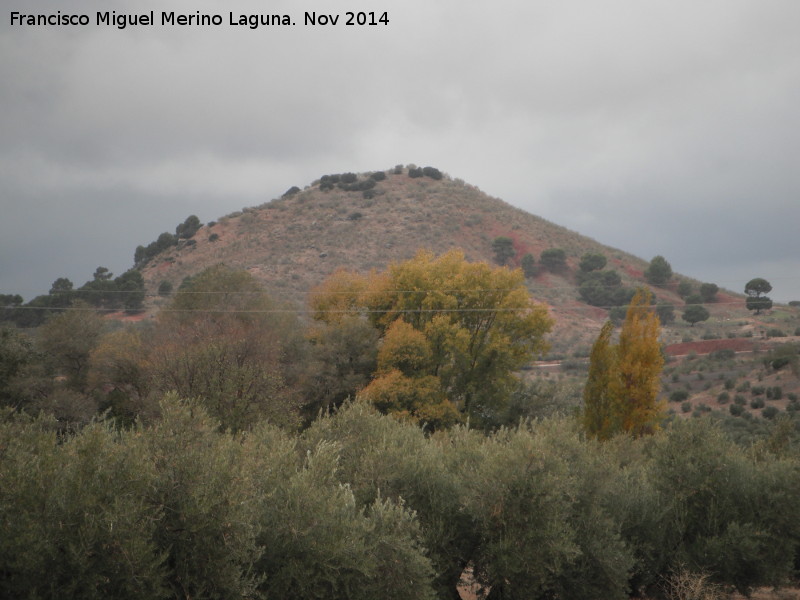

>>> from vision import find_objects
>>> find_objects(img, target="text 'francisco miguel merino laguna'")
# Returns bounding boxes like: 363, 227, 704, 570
9, 11, 390, 29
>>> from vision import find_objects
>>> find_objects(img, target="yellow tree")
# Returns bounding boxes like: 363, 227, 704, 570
583, 288, 665, 440
309, 249, 553, 426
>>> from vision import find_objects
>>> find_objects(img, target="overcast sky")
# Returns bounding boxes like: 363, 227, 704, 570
2, 0, 799, 303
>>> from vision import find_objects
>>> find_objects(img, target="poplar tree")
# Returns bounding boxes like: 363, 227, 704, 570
582, 289, 665, 440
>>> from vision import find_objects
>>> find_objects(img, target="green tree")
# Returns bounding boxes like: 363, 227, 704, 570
745, 277, 773, 315
520, 253, 537, 278
579, 252, 607, 272
644, 256, 673, 285
677, 280, 693, 298
582, 289, 665, 440
38, 302, 105, 391
491, 236, 515, 266
301, 315, 379, 421
48, 278, 74, 309
176, 214, 203, 239
540, 248, 567, 273
682, 304, 710, 327
699, 282, 719, 303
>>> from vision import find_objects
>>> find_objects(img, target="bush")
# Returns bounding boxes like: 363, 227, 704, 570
681, 401, 692, 413
767, 328, 786, 338
717, 392, 730, 404
762, 406, 780, 419
422, 166, 443, 180
158, 280, 173, 297
670, 390, 690, 403
750, 397, 765, 409
729, 403, 745, 416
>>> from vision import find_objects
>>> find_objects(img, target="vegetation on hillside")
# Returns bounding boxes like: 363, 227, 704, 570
2, 169, 800, 598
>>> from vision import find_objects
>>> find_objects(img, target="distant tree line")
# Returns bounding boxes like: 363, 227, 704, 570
134, 215, 203, 266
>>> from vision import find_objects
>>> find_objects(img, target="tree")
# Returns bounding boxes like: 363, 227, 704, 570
581, 322, 617, 440
699, 282, 719, 303
540, 248, 567, 273
582, 289, 665, 440
682, 304, 710, 327
491, 236, 515, 266
745, 278, 773, 315
677, 280, 693, 299
38, 302, 105, 391
520, 253, 537, 278
579, 252, 607, 272
301, 315, 379, 422
309, 250, 553, 427
644, 256, 673, 285
176, 214, 203, 239
655, 303, 676, 325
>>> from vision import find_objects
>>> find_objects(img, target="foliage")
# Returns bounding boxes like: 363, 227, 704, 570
301, 315, 379, 421
491, 236, 515, 266
745, 277, 773, 315
578, 269, 633, 310
2, 402, 800, 598
682, 304, 710, 327
646, 419, 800, 593
582, 289, 666, 440
309, 250, 553, 427
656, 302, 676, 324
38, 302, 105, 391
539, 247, 567, 272
0, 327, 37, 408
90, 266, 305, 430
520, 253, 537, 278
645, 255, 673, 285
699, 282, 719, 303
579, 252, 607, 272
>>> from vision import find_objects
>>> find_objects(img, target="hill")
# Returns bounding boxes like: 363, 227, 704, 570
137, 165, 797, 358
142, 166, 644, 349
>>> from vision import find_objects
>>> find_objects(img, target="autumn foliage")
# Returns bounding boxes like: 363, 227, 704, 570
582, 288, 666, 439
310, 249, 553, 428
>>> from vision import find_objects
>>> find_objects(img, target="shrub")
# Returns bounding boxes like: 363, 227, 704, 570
729, 403, 744, 416
762, 406, 780, 419
767, 328, 786, 338
681, 401, 692, 413
422, 166, 443, 180
282, 186, 301, 197
670, 390, 689, 403
370, 171, 387, 181
209, 233, 219, 242
750, 397, 765, 409
717, 392, 730, 404
158, 280, 173, 297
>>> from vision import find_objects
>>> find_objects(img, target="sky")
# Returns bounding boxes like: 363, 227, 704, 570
2, 0, 799, 303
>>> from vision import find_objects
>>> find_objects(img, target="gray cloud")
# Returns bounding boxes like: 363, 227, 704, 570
2, 0, 799, 302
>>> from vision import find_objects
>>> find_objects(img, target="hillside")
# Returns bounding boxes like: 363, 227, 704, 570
138, 166, 796, 356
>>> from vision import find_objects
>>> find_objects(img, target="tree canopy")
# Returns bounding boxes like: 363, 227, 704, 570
745, 277, 773, 315
582, 288, 665, 440
309, 249, 553, 428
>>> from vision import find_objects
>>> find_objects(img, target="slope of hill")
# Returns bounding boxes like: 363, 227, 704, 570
137, 166, 792, 356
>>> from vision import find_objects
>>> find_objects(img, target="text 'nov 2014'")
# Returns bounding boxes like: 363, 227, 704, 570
9, 11, 390, 30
